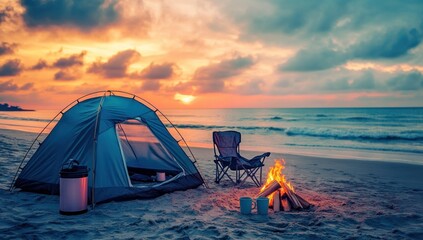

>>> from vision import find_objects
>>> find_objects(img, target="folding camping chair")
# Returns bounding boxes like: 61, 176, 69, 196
213, 131, 270, 187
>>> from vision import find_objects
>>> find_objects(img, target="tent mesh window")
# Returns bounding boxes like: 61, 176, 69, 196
117, 118, 183, 185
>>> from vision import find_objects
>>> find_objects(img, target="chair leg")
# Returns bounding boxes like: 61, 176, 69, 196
215, 162, 236, 184
260, 167, 262, 185
237, 166, 262, 187
215, 163, 218, 183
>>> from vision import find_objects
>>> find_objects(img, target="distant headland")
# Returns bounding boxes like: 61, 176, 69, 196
0, 103, 34, 111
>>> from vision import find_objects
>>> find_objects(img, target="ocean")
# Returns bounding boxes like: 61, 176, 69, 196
1, 107, 422, 165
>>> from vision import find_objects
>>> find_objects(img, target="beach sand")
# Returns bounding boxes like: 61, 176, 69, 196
1, 129, 422, 239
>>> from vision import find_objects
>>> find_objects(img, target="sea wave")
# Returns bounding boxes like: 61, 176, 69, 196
285, 127, 423, 141
170, 123, 423, 142
169, 123, 286, 132
240, 116, 299, 122
248, 115, 422, 124
0, 115, 53, 123
284, 142, 423, 154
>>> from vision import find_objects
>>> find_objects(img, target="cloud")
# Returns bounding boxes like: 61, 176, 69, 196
192, 55, 255, 93
238, 79, 265, 95
349, 71, 376, 90
0, 80, 33, 92
52, 51, 86, 69
280, 26, 423, 72
20, 82, 34, 90
0, 59, 23, 76
281, 48, 347, 72
323, 73, 376, 92
136, 62, 175, 80
141, 81, 160, 91
238, 1, 347, 35
0, 42, 18, 55
219, 1, 423, 42
0, 5, 16, 24
54, 70, 78, 81
218, 1, 423, 74
131, 62, 177, 91
31, 59, 48, 70
0, 80, 18, 91
352, 27, 422, 59
20, 0, 120, 30
387, 70, 423, 91
88, 49, 140, 78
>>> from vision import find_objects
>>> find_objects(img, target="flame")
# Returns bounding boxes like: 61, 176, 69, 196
259, 159, 295, 203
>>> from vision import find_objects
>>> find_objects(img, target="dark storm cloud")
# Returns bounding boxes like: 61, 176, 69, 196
387, 70, 423, 91
20, 0, 119, 30
87, 49, 141, 78
223, 1, 423, 40
242, 0, 347, 35
0, 42, 18, 55
0, 59, 23, 76
192, 55, 255, 93
137, 62, 175, 80
352, 27, 422, 59
52, 51, 86, 69
220, 1, 423, 72
281, 26, 423, 72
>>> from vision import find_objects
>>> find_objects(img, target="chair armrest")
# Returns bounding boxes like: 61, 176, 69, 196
251, 152, 271, 161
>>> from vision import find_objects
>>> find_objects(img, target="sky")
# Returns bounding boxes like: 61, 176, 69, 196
0, 0, 423, 109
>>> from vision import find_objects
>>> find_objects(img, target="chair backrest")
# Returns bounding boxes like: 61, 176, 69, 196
213, 131, 241, 158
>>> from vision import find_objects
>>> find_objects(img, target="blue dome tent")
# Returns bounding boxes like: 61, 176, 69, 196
10, 90, 205, 205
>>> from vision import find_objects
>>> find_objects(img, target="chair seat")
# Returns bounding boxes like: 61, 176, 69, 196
228, 157, 264, 170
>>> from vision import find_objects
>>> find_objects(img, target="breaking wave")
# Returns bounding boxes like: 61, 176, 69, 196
170, 123, 423, 142
170, 124, 286, 132
285, 127, 423, 141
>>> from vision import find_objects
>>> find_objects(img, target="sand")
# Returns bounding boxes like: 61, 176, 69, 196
1, 129, 422, 239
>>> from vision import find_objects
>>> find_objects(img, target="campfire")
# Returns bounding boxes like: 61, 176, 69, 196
257, 159, 311, 211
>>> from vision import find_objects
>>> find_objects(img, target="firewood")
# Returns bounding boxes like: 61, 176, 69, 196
273, 190, 281, 212
296, 193, 311, 209
281, 193, 291, 211
256, 180, 281, 198
282, 182, 302, 209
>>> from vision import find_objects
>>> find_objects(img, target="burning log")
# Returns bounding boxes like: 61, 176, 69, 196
296, 193, 311, 209
273, 190, 281, 212
281, 193, 291, 211
256, 159, 312, 212
256, 180, 281, 198
282, 182, 302, 209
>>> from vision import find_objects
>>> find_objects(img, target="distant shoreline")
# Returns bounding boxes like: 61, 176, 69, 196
0, 103, 35, 112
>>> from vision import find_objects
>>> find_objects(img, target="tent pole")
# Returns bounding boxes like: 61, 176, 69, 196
91, 92, 106, 208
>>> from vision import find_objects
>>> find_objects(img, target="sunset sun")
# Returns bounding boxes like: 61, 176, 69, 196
174, 93, 195, 104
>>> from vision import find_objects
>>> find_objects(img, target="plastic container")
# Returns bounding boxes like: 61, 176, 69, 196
59, 160, 88, 215
156, 172, 166, 182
